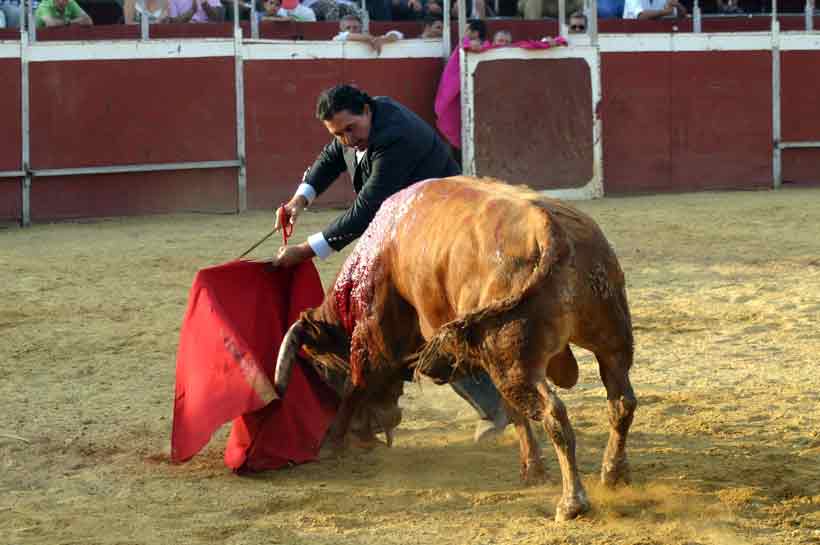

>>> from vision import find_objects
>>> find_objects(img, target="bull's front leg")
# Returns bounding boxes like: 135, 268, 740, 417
535, 381, 590, 522
322, 387, 367, 455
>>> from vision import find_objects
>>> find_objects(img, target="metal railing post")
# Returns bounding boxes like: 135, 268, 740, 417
234, 0, 247, 212
693, 0, 702, 33
559, 0, 567, 39
27, 0, 36, 42
457, 0, 466, 40
771, 2, 782, 189
590, 0, 598, 45
442, 0, 452, 58
20, 1, 31, 226
251, 0, 259, 39
140, 10, 150, 40
806, 0, 814, 31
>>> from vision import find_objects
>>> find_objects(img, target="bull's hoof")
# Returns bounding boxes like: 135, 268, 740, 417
554, 492, 590, 522
348, 434, 388, 450
601, 458, 631, 488
520, 458, 548, 486
318, 436, 349, 459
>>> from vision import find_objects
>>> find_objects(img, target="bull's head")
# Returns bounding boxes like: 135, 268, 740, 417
275, 316, 403, 447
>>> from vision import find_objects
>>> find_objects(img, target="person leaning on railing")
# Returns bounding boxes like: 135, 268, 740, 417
419, 12, 442, 37
0, 0, 39, 28
35, 0, 92, 26
622, 0, 686, 19
260, 0, 316, 21
333, 13, 404, 54
123, 0, 170, 23
167, 0, 224, 22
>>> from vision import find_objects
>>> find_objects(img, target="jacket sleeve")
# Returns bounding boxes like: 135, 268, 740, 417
302, 139, 347, 197
321, 132, 416, 251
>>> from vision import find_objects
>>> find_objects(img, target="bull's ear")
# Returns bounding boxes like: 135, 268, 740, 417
275, 320, 305, 397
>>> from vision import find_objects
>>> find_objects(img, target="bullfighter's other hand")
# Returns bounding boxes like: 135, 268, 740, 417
274, 195, 308, 232
268, 242, 315, 268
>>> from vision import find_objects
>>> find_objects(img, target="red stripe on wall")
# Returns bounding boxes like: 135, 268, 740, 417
781, 50, 820, 143
601, 51, 772, 194
0, 59, 22, 173
244, 59, 347, 211
783, 149, 820, 185
0, 181, 22, 223
29, 58, 237, 169
29, 169, 237, 220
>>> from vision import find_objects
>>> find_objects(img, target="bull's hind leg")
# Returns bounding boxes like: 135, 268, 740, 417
596, 350, 637, 488
535, 379, 590, 521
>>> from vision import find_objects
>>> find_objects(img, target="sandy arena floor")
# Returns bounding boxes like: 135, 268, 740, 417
1, 187, 819, 545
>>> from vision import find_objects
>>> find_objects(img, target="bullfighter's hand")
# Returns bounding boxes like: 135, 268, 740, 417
269, 242, 315, 268
274, 195, 308, 232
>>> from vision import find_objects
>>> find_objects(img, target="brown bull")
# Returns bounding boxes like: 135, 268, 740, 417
275, 176, 637, 521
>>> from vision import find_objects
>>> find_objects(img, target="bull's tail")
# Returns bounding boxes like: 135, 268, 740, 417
413, 207, 569, 382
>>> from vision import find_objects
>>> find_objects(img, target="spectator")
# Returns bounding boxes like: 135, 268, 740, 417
451, 0, 489, 17
597, 0, 624, 17
568, 10, 585, 32
35, 0, 92, 26
622, 0, 686, 18
419, 13, 442, 37
308, 0, 368, 21
716, 0, 744, 12
392, 0, 423, 19
424, 0, 443, 14
465, 17, 488, 51
492, 29, 512, 45
124, 0, 170, 23
261, 0, 316, 20
518, 0, 582, 19
0, 0, 40, 28
333, 13, 403, 53
167, 0, 224, 22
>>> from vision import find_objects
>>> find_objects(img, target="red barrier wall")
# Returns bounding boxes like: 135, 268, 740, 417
0, 57, 22, 222
781, 50, 820, 184
23, 16, 820, 43
0, 59, 21, 173
0, 182, 21, 223
601, 50, 772, 194
243, 57, 443, 210
29, 58, 236, 168
29, 168, 237, 220
473, 58, 593, 190
25, 57, 238, 219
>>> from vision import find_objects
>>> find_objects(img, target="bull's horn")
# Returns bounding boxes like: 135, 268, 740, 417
275, 321, 304, 397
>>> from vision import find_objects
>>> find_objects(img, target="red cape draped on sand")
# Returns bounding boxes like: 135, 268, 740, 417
171, 260, 338, 472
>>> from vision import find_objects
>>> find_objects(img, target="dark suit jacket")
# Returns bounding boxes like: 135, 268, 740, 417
303, 96, 460, 251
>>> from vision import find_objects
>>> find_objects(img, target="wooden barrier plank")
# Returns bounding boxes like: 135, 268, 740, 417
0, 181, 22, 223
30, 169, 236, 220
0, 58, 22, 173
473, 57, 593, 190
29, 57, 237, 169
243, 59, 346, 211
781, 50, 820, 142
601, 51, 771, 193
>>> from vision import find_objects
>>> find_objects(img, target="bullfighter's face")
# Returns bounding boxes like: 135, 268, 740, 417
323, 105, 373, 152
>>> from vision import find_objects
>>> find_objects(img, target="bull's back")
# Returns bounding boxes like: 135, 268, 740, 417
387, 177, 559, 335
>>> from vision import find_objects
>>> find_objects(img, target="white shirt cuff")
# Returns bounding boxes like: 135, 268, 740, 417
307, 232, 334, 259
295, 183, 317, 205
